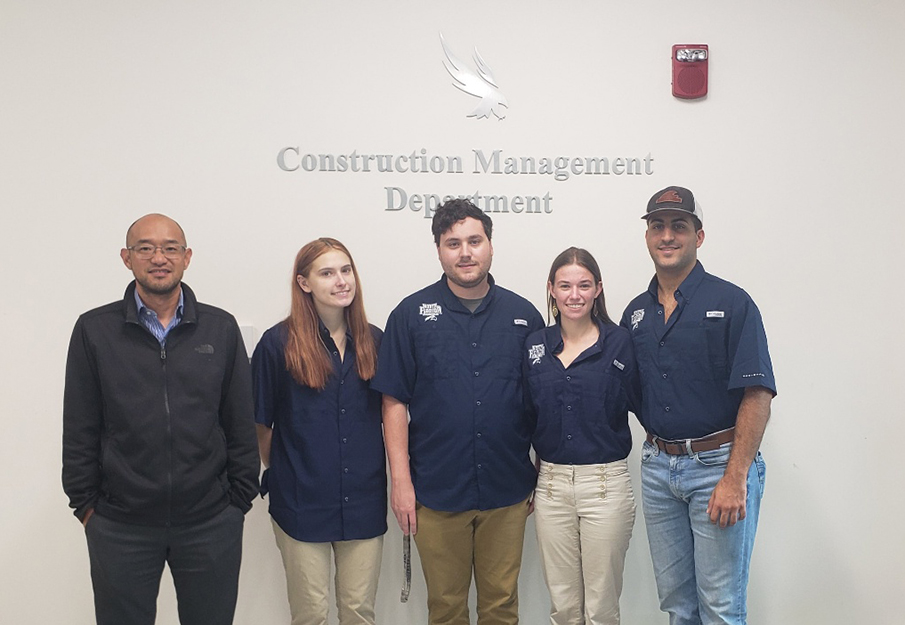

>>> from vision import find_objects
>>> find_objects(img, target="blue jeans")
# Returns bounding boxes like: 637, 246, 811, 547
640, 441, 766, 625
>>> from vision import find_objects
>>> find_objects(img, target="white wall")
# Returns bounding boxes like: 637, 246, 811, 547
2, 1, 903, 623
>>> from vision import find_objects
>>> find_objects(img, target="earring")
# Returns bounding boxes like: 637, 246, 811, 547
551, 301, 559, 317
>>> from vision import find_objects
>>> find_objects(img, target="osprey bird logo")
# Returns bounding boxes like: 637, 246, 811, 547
440, 32, 509, 120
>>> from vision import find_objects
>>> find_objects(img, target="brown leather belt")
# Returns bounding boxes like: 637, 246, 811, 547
646, 428, 735, 455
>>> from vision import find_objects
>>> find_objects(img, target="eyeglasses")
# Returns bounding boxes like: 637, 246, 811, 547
127, 244, 187, 260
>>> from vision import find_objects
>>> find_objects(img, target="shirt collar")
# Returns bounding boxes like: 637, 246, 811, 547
544, 316, 609, 358
134, 287, 184, 322
439, 273, 496, 313
316, 317, 353, 345
648, 261, 706, 303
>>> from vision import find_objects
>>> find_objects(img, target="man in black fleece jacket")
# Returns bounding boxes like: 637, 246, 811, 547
62, 213, 259, 625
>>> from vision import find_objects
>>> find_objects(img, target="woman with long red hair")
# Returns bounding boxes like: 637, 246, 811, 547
252, 238, 386, 625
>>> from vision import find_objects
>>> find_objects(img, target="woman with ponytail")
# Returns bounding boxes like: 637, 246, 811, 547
524, 247, 641, 625
252, 238, 385, 625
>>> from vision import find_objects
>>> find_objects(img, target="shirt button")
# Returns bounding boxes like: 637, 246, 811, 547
664, 406, 671, 412
566, 376, 571, 381
662, 373, 668, 379
477, 463, 482, 469
341, 408, 346, 414
334, 351, 339, 356
342, 437, 348, 443
344, 467, 349, 473
472, 342, 477, 348
344, 496, 349, 502
567, 434, 573, 440
476, 432, 482, 438
659, 341, 665, 346
474, 371, 479, 377
340, 380, 344, 385
658, 310, 663, 315
476, 400, 482, 406
566, 405, 572, 411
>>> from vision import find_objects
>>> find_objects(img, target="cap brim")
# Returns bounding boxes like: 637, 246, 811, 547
642, 207, 695, 220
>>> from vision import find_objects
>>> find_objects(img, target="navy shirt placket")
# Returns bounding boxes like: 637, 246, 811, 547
468, 310, 484, 490
654, 289, 685, 420
448, 295, 489, 502
328, 338, 353, 512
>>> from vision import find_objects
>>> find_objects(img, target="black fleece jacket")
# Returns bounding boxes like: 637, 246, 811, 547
62, 282, 259, 526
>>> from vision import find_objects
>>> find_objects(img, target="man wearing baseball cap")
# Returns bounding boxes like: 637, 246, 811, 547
621, 186, 776, 625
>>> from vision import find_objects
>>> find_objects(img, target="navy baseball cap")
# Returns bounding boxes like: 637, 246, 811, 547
643, 186, 703, 224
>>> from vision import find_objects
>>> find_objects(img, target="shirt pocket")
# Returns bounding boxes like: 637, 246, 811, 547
588, 369, 630, 433
701, 315, 730, 378
486, 329, 527, 381
413, 328, 458, 379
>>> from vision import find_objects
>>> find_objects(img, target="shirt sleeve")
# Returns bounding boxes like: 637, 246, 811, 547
251, 327, 284, 428
621, 332, 643, 419
521, 332, 540, 433
61, 317, 103, 521
529, 306, 546, 334
219, 318, 261, 512
727, 296, 777, 395
371, 305, 416, 403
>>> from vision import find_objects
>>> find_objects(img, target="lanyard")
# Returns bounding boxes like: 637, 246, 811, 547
400, 519, 411, 603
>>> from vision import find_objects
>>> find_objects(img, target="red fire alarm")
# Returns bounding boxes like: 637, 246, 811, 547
672, 44, 708, 99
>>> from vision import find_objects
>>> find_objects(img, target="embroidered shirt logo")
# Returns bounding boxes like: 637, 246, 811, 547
194, 344, 214, 354
528, 343, 545, 365
706, 310, 725, 318
514, 318, 527, 326
631, 309, 645, 330
612, 359, 625, 371
419, 303, 442, 321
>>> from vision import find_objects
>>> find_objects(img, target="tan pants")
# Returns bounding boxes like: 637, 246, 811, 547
413, 498, 529, 625
534, 460, 635, 625
271, 519, 384, 625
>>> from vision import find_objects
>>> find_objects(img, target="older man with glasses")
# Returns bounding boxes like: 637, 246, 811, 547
62, 213, 259, 625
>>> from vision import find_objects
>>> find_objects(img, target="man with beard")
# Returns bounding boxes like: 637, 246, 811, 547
373, 199, 544, 624
62, 213, 259, 625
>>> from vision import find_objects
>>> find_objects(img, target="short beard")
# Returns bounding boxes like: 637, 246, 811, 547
447, 270, 488, 290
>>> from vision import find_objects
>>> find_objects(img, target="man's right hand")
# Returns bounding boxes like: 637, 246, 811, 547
81, 508, 94, 527
391, 480, 417, 535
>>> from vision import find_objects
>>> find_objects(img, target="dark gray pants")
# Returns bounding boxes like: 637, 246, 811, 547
85, 505, 244, 625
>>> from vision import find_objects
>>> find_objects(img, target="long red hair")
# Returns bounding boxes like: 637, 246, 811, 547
284, 238, 377, 390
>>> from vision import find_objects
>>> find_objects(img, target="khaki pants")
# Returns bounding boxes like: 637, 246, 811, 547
534, 460, 635, 625
272, 519, 384, 625
414, 498, 529, 625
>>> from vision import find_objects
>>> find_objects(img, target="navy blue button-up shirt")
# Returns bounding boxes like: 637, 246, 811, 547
621, 262, 776, 440
372, 275, 544, 512
525, 320, 640, 465
252, 321, 387, 542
